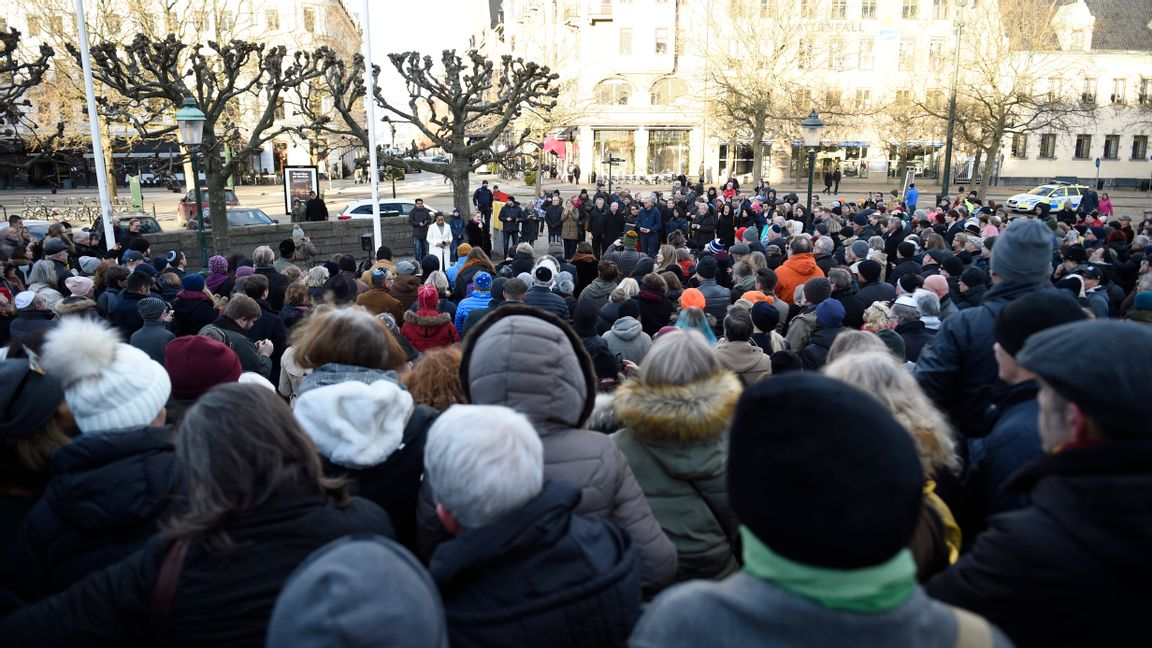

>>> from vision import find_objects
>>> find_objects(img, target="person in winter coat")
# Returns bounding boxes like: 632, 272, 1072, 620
692, 256, 731, 336
171, 274, 218, 337
856, 259, 897, 308
240, 274, 288, 383
210, 295, 274, 380
927, 321, 1152, 648
560, 200, 583, 259
572, 299, 621, 385
597, 277, 639, 334
523, 257, 571, 321
108, 269, 153, 338
428, 304, 677, 594
355, 267, 405, 321
774, 237, 825, 306
465, 211, 491, 255
916, 219, 1056, 439
800, 298, 848, 370
602, 299, 652, 366
451, 248, 497, 302
713, 309, 773, 384
426, 405, 641, 647
955, 267, 988, 309
891, 294, 935, 363
631, 273, 676, 338
267, 535, 449, 647
569, 241, 599, 296
1, 318, 174, 605
579, 259, 618, 309
0, 384, 395, 646
543, 195, 564, 245
613, 330, 741, 583
637, 195, 662, 258
426, 213, 454, 272
402, 284, 460, 353
129, 297, 175, 366
631, 374, 1010, 648
291, 310, 434, 553
888, 241, 923, 288
453, 271, 493, 334
690, 202, 716, 248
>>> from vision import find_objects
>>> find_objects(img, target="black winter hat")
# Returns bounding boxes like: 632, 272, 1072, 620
571, 299, 599, 337
696, 255, 718, 279
959, 267, 986, 289
728, 374, 923, 569
618, 299, 640, 319
1063, 244, 1088, 263
750, 302, 780, 332
994, 291, 1087, 357
857, 259, 882, 283
803, 277, 832, 305
898, 241, 917, 259
769, 350, 804, 375
941, 256, 965, 277
0, 358, 66, 439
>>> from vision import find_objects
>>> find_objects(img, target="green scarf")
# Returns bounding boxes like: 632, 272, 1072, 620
740, 526, 916, 614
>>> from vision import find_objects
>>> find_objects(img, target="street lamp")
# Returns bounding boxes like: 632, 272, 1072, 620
606, 156, 626, 195
175, 97, 208, 270
941, 15, 966, 198
801, 109, 825, 218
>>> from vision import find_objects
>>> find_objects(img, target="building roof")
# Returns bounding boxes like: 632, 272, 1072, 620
1082, 0, 1152, 51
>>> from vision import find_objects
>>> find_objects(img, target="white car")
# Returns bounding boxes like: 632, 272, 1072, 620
334, 199, 439, 220
1005, 183, 1089, 213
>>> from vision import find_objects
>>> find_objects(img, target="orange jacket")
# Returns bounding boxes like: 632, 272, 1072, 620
775, 252, 825, 305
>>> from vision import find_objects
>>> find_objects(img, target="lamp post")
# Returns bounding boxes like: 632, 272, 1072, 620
606, 156, 625, 195
940, 16, 964, 198
176, 97, 208, 270
801, 110, 825, 218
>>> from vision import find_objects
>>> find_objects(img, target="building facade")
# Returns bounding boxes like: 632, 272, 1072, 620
481, 0, 1152, 190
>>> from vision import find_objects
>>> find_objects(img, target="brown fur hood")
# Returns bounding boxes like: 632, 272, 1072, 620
402, 309, 453, 328
613, 371, 742, 443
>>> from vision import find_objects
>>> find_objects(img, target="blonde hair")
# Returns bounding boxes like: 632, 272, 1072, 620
825, 330, 888, 364
424, 270, 449, 295
306, 266, 330, 288
824, 351, 959, 477
861, 301, 894, 332
609, 277, 640, 303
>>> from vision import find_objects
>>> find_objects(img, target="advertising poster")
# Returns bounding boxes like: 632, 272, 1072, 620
283, 166, 319, 217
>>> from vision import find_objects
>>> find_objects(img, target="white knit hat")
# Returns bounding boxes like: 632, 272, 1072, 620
40, 318, 171, 433
293, 379, 413, 470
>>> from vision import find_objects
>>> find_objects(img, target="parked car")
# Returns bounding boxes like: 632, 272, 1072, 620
1005, 182, 1089, 212
178, 188, 239, 224
333, 199, 433, 220
86, 216, 163, 246
185, 207, 277, 231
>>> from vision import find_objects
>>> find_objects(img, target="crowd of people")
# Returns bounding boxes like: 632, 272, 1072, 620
0, 173, 1150, 646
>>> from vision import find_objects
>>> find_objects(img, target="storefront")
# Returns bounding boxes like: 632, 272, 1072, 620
648, 129, 691, 175
887, 141, 943, 180
593, 129, 636, 176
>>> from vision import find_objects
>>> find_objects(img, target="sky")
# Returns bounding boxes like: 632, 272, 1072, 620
356, 1, 482, 142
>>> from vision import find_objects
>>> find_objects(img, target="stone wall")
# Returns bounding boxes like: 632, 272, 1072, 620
146, 219, 416, 264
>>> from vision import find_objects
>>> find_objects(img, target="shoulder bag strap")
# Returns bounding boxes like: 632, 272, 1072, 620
149, 539, 189, 645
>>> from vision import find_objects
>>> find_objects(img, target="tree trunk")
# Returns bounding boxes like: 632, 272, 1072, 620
450, 165, 471, 215
972, 148, 986, 200
201, 137, 231, 255
725, 139, 737, 182
751, 123, 765, 190
99, 120, 117, 200
535, 147, 543, 196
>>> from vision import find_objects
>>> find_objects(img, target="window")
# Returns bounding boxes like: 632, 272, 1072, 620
798, 42, 813, 70
654, 28, 668, 54
619, 27, 632, 55
855, 88, 872, 108
831, 0, 847, 19
107, 15, 122, 33
861, 0, 877, 19
1133, 135, 1149, 160
47, 16, 63, 34
650, 77, 688, 105
829, 37, 847, 70
1081, 78, 1096, 105
895, 90, 912, 105
1047, 77, 1062, 102
858, 37, 874, 70
898, 39, 915, 71
594, 79, 631, 105
825, 90, 842, 108
902, 0, 919, 19
1039, 134, 1056, 158
303, 7, 316, 33
927, 89, 946, 110
26, 16, 42, 36
266, 9, 280, 30
594, 130, 635, 175
933, 0, 949, 19
648, 130, 690, 174
1140, 78, 1151, 105
1074, 134, 1091, 159
929, 37, 945, 70
1111, 78, 1126, 104
1103, 135, 1120, 159
796, 89, 812, 110
1011, 133, 1028, 158
218, 10, 233, 33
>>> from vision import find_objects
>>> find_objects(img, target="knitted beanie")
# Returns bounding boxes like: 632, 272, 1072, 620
729, 374, 923, 568
815, 298, 846, 327
803, 277, 832, 304
40, 318, 170, 432
994, 291, 1088, 357
990, 219, 1054, 284
680, 288, 706, 309
208, 255, 229, 275
181, 273, 206, 292
164, 336, 243, 401
64, 276, 93, 297
136, 297, 169, 322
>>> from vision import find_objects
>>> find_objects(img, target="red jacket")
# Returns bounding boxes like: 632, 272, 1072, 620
401, 309, 459, 352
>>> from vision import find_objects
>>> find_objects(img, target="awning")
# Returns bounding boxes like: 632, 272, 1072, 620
542, 135, 567, 158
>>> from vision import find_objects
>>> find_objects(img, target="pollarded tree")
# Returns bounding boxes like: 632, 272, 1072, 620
0, 28, 55, 176
378, 50, 558, 212
71, 34, 326, 251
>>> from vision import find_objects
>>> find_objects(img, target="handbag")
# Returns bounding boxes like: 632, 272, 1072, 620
149, 540, 189, 644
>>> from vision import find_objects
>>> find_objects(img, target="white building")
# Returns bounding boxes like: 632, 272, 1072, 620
480, 0, 1152, 190
2, 0, 362, 182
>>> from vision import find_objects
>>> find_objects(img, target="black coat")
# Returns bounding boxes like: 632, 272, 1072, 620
171, 291, 217, 337
631, 292, 674, 338
603, 209, 625, 244
430, 482, 641, 648
800, 325, 845, 370
915, 281, 1051, 439
831, 288, 867, 330
855, 280, 896, 308
895, 319, 935, 363
8, 310, 55, 347
109, 291, 148, 338
524, 286, 571, 322
927, 442, 1152, 648
253, 267, 290, 312
0, 496, 393, 646
0, 427, 177, 605
888, 258, 922, 288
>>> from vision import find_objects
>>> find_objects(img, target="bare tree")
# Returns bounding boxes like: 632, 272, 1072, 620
71, 34, 326, 250
913, 0, 1096, 198
0, 28, 54, 180
373, 50, 559, 212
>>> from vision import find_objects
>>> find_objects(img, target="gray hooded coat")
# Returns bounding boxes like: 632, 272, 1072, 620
602, 316, 653, 366
441, 304, 677, 594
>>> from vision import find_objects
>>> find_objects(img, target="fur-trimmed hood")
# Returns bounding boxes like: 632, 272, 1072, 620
402, 308, 453, 328
293, 379, 415, 469
613, 371, 741, 443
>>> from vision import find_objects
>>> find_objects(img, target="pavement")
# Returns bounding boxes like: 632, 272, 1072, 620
1, 170, 1148, 232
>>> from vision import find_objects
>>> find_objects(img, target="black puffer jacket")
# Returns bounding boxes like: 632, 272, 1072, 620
0, 427, 176, 605
927, 442, 1152, 648
914, 281, 1052, 438
0, 496, 393, 646
431, 482, 641, 648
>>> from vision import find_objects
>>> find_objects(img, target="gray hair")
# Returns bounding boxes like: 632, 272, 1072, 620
424, 270, 449, 294
556, 271, 575, 296
826, 330, 888, 364
306, 266, 329, 288
253, 245, 276, 267
828, 267, 852, 291
868, 235, 885, 251
891, 302, 920, 322
815, 237, 834, 254
610, 277, 640, 303
28, 259, 57, 286
637, 329, 720, 385
424, 404, 543, 529
515, 242, 535, 256
913, 289, 940, 317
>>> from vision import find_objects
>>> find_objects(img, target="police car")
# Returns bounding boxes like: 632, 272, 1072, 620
1004, 182, 1089, 213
